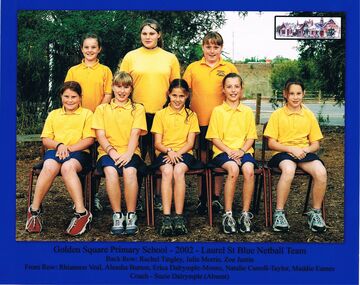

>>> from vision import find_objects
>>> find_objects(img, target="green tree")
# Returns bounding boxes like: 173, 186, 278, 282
270, 60, 301, 91
292, 12, 345, 103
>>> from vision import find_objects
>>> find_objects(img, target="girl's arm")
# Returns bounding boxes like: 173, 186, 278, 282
154, 133, 184, 164
117, 128, 141, 167
268, 138, 319, 160
95, 129, 121, 166
42, 137, 94, 160
101, 93, 112, 104
67, 137, 95, 152
176, 132, 196, 155
212, 138, 254, 160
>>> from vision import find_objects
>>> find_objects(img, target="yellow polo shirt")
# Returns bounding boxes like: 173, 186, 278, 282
65, 59, 113, 112
206, 102, 258, 158
41, 106, 95, 153
92, 99, 147, 160
264, 104, 323, 155
119, 47, 180, 114
151, 106, 200, 156
183, 57, 239, 126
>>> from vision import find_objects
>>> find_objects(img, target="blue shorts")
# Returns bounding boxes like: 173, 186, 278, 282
96, 154, 147, 176
268, 152, 324, 168
151, 153, 204, 170
210, 152, 258, 169
44, 150, 92, 173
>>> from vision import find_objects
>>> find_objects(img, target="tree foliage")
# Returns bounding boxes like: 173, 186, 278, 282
17, 10, 226, 134
292, 12, 345, 103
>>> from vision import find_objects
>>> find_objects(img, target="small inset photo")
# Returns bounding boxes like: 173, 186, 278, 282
275, 16, 341, 40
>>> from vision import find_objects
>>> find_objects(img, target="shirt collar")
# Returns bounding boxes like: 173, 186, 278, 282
80, 59, 100, 69
110, 98, 133, 110
200, 57, 226, 68
166, 104, 187, 116
60, 106, 83, 115
222, 101, 244, 112
284, 104, 305, 116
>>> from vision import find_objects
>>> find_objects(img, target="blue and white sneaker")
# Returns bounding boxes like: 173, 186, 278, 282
110, 212, 125, 235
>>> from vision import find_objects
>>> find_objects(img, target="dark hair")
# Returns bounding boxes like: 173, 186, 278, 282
202, 31, 224, 46
140, 19, 163, 48
222, 73, 243, 88
60, 81, 82, 97
81, 32, 102, 48
164, 79, 193, 123
284, 78, 305, 93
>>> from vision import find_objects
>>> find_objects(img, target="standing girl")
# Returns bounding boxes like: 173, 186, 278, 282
25, 81, 95, 236
264, 79, 327, 233
65, 32, 113, 113
151, 79, 200, 236
119, 19, 180, 160
206, 73, 258, 234
119, 19, 180, 211
92, 71, 147, 235
65, 32, 113, 211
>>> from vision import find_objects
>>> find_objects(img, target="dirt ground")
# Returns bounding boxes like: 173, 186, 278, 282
16, 126, 344, 243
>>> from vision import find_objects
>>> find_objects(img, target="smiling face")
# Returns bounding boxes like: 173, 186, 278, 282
223, 77, 242, 104
284, 83, 304, 111
61, 89, 81, 112
168, 87, 188, 112
81, 37, 101, 64
140, 25, 160, 49
202, 41, 223, 65
112, 83, 132, 105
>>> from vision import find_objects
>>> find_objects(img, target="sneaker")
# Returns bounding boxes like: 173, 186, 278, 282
136, 197, 144, 212
154, 196, 163, 211
125, 212, 138, 235
94, 193, 103, 212
222, 212, 237, 234
212, 199, 224, 214
173, 215, 188, 235
307, 209, 326, 233
196, 199, 208, 215
66, 210, 92, 236
238, 211, 254, 233
273, 210, 290, 232
159, 215, 173, 236
25, 207, 43, 233
111, 212, 125, 235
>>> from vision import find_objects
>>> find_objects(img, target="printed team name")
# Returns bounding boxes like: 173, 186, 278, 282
53, 245, 167, 255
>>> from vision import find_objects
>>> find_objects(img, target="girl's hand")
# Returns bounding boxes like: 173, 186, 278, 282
289, 147, 307, 160
56, 144, 70, 160
228, 149, 244, 160
166, 150, 183, 164
115, 152, 133, 168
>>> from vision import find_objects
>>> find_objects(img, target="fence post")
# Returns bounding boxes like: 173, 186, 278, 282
318, 90, 322, 102
256, 93, 261, 125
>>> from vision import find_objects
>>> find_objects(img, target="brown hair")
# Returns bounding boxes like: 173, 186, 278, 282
222, 73, 243, 88
140, 19, 163, 48
202, 31, 224, 46
60, 81, 82, 97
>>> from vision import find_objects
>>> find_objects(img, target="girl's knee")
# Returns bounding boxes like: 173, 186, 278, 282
161, 165, 173, 178
123, 167, 137, 178
226, 164, 239, 179
173, 165, 186, 178
60, 162, 77, 176
241, 163, 254, 180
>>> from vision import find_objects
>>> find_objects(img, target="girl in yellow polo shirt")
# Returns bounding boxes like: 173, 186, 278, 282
264, 79, 327, 233
65, 33, 113, 112
92, 71, 147, 236
151, 79, 200, 236
66, 33, 113, 212
25, 81, 95, 236
206, 73, 258, 234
